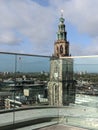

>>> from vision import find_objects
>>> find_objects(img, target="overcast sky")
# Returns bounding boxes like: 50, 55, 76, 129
0, 0, 98, 56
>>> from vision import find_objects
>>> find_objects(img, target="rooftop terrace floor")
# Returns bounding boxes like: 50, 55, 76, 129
38, 124, 88, 130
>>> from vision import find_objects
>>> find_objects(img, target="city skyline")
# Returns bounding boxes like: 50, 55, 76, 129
0, 53, 98, 73
0, 0, 98, 56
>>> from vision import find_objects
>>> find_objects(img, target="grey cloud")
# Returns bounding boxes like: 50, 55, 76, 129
0, 0, 55, 47
0, 0, 98, 56
50, 0, 98, 37
0, 30, 21, 45
50, 0, 98, 55
70, 39, 98, 56
64, 0, 98, 37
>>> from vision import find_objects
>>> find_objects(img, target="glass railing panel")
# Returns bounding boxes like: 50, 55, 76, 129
0, 52, 59, 129
0, 53, 16, 126
15, 55, 59, 125
14, 55, 50, 107
59, 56, 98, 130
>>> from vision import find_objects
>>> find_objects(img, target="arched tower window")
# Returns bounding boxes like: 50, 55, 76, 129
60, 45, 63, 54
57, 46, 59, 51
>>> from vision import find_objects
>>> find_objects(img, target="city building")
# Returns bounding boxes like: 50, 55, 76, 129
48, 13, 76, 106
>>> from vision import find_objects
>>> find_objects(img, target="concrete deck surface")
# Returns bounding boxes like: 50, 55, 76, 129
38, 124, 88, 130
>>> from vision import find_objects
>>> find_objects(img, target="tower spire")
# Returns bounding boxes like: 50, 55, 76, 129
57, 10, 66, 41
54, 11, 69, 57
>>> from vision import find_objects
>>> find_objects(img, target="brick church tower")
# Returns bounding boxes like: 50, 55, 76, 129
48, 12, 76, 106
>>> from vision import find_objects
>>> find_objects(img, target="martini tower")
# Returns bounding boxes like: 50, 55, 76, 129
48, 11, 76, 106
